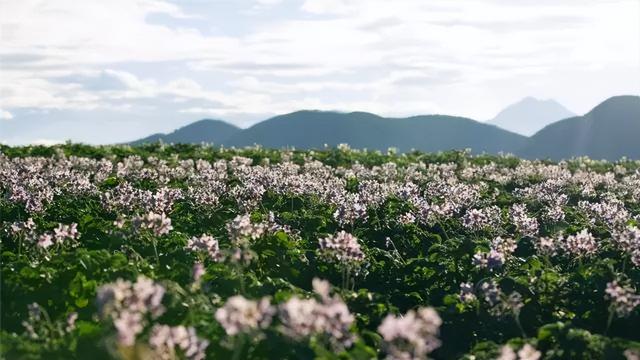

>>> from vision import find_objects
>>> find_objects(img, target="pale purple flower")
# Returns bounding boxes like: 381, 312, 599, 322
498, 345, 517, 360
564, 229, 598, 257
534, 236, 560, 257
378, 307, 442, 360
186, 234, 222, 261
473, 237, 516, 271
215, 296, 275, 336
66, 312, 78, 332
318, 230, 365, 264
625, 349, 640, 360
459, 282, 476, 303
53, 223, 79, 243
480, 281, 502, 307
398, 212, 416, 225
605, 281, 640, 317
132, 211, 173, 236
192, 262, 205, 283
113, 310, 143, 346
149, 324, 209, 360
96, 276, 166, 346
37, 233, 54, 249
518, 344, 542, 360
279, 278, 355, 349
226, 214, 266, 241
509, 203, 539, 236
462, 206, 501, 231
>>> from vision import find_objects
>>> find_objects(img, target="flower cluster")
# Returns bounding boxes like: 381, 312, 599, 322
96, 276, 166, 346
333, 194, 368, 226
8, 219, 79, 250
225, 214, 267, 264
459, 282, 477, 303
564, 229, 598, 257
462, 206, 502, 231
38, 222, 80, 249
377, 307, 442, 360
605, 281, 640, 317
498, 344, 542, 360
148, 324, 209, 360
9, 218, 36, 237
533, 236, 561, 257
473, 237, 517, 271
132, 211, 173, 236
318, 230, 365, 264
279, 278, 355, 349
185, 234, 222, 261
226, 214, 266, 242
579, 199, 630, 230
214, 296, 275, 336
509, 204, 539, 236
613, 226, 640, 266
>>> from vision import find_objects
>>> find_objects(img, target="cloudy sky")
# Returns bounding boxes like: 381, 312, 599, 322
1, 0, 639, 144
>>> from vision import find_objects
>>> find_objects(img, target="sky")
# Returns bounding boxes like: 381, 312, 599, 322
1, 0, 639, 145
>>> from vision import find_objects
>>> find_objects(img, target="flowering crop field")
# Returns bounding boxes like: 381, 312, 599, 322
1, 143, 640, 360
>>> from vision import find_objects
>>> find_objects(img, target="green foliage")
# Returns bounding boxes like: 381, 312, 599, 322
1, 144, 639, 359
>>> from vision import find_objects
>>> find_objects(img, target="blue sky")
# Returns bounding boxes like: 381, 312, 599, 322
1, 0, 639, 144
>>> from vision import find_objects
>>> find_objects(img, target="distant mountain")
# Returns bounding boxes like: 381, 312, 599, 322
223, 111, 527, 154
130, 119, 240, 145
519, 95, 640, 160
488, 97, 575, 136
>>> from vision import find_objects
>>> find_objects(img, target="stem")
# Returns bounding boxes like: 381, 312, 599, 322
604, 307, 615, 335
237, 263, 246, 295
231, 335, 245, 360
341, 266, 346, 290
387, 238, 406, 264
514, 311, 526, 338
152, 239, 160, 266
438, 221, 450, 240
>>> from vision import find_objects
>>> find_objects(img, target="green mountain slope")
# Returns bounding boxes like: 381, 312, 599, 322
519, 95, 640, 160
223, 110, 528, 154
130, 119, 241, 145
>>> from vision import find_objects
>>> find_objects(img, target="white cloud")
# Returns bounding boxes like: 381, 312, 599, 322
31, 138, 65, 146
1, 0, 638, 143
255, 0, 284, 5
0, 109, 14, 120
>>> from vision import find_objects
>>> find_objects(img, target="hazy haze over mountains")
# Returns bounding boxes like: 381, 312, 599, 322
488, 97, 576, 136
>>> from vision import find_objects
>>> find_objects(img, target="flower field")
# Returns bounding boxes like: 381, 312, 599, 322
1, 143, 639, 359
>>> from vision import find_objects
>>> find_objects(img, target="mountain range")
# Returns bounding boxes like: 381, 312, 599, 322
129, 95, 640, 160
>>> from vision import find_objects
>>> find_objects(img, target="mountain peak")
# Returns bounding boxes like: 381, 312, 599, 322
488, 97, 575, 136
587, 95, 640, 116
129, 118, 240, 145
